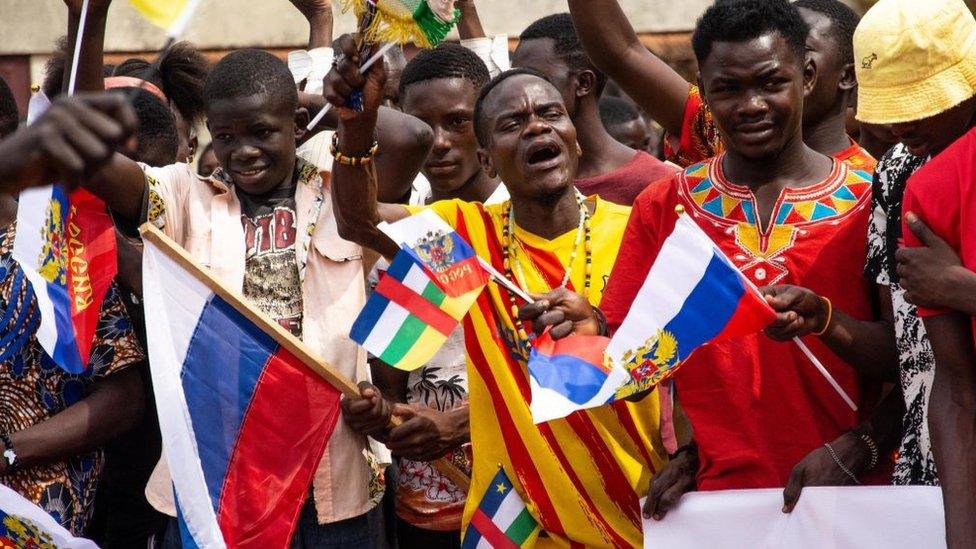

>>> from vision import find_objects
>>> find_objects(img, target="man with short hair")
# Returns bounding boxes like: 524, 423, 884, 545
374, 42, 508, 547
327, 42, 668, 543
567, 0, 874, 171
526, 0, 897, 520
514, 13, 676, 205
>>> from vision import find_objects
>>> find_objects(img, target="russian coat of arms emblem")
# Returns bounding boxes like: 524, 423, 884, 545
36, 196, 69, 286
413, 229, 454, 272
615, 329, 681, 398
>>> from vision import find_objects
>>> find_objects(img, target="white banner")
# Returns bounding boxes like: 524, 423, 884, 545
643, 486, 945, 549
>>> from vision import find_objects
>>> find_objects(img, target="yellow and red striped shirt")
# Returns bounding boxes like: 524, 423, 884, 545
409, 197, 666, 547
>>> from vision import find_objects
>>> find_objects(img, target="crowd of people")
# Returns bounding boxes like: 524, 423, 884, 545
0, 0, 974, 546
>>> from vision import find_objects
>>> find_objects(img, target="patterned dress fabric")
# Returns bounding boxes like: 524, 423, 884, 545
0, 223, 143, 535
864, 143, 939, 486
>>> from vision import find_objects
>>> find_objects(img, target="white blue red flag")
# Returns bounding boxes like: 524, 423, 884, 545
13, 93, 117, 374
527, 331, 629, 424
0, 483, 99, 548
142, 228, 342, 548
13, 185, 117, 374
608, 213, 776, 392
379, 209, 489, 298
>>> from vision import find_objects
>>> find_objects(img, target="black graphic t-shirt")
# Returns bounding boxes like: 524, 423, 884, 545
237, 177, 303, 338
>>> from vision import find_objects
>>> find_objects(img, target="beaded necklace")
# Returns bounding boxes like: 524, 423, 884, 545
500, 192, 592, 350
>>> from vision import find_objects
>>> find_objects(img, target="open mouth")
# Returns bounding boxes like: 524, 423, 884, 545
526, 142, 562, 166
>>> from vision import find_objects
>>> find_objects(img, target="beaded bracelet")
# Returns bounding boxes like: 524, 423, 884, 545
856, 431, 880, 471
331, 132, 379, 166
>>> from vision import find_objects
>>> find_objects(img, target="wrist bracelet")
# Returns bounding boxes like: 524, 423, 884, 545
331, 132, 379, 166
813, 296, 833, 336
592, 306, 609, 337
0, 433, 16, 471
669, 442, 698, 461
823, 442, 860, 484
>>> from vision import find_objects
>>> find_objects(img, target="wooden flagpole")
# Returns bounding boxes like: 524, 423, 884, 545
139, 223, 471, 490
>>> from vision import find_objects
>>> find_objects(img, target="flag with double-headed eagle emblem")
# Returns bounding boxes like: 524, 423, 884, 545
461, 466, 539, 548
608, 212, 777, 395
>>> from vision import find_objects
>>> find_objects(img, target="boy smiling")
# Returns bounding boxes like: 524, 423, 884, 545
72, 46, 433, 545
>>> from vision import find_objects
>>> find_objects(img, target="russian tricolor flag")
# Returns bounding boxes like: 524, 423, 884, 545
13, 92, 117, 374
608, 213, 776, 390
142, 227, 342, 548
527, 332, 630, 424
13, 185, 117, 374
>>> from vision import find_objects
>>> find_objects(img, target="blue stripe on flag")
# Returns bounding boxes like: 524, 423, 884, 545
528, 351, 608, 405
175, 497, 202, 549
386, 251, 418, 280
461, 526, 483, 549
478, 467, 514, 517
350, 291, 392, 344
181, 295, 276, 511
662, 251, 746, 359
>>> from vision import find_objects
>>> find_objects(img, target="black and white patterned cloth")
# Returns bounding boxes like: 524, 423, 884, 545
864, 143, 939, 486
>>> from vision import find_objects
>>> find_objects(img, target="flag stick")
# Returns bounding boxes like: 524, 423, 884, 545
305, 42, 397, 132
675, 210, 858, 412
66, 0, 91, 96
140, 224, 471, 489
793, 337, 858, 411
478, 257, 535, 303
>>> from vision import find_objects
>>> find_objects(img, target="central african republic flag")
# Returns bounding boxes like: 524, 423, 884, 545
462, 466, 539, 548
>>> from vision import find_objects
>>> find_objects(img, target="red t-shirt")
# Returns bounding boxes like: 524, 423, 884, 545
600, 156, 874, 490
902, 127, 976, 342
575, 151, 678, 206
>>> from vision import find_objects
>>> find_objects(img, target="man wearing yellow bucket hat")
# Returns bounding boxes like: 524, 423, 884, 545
854, 0, 976, 546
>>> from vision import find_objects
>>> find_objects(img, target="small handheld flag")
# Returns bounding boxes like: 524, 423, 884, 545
527, 331, 630, 424
129, 0, 201, 37
461, 466, 539, 549
350, 250, 477, 371
339, 0, 459, 49
13, 185, 118, 374
380, 209, 489, 297
307, 0, 459, 129
608, 211, 778, 396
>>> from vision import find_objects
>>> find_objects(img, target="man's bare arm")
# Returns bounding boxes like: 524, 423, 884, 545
566, 0, 690, 135
924, 313, 976, 549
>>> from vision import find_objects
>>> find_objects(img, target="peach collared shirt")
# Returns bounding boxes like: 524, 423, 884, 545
141, 158, 377, 524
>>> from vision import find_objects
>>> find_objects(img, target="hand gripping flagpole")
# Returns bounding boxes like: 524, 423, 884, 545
141, 224, 471, 491
305, 42, 397, 132
674, 206, 857, 412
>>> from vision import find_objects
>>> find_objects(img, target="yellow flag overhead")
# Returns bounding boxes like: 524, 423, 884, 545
128, 0, 190, 30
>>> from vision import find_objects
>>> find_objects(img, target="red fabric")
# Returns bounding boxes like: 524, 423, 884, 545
470, 509, 520, 549
600, 160, 873, 491
375, 273, 457, 336
217, 346, 342, 548
68, 187, 118, 367
574, 151, 677, 206
833, 140, 877, 173
902, 127, 976, 340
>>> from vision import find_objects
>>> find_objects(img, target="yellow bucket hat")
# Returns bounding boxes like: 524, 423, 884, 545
854, 0, 976, 124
